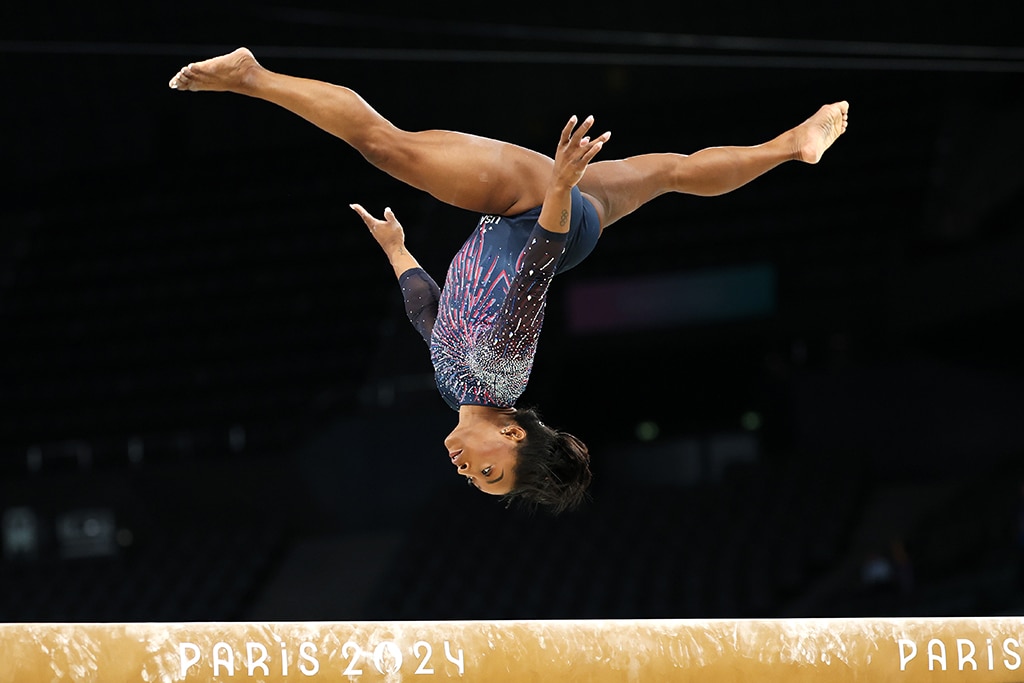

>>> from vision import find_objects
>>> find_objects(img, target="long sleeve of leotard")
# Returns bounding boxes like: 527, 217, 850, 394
399, 267, 441, 346
473, 224, 567, 372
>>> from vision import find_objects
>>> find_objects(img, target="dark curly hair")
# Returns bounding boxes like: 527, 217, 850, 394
501, 407, 593, 515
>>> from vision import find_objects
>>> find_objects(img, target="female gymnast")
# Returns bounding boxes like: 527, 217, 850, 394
169, 48, 849, 513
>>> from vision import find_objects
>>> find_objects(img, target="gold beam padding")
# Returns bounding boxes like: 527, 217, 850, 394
2, 618, 1024, 682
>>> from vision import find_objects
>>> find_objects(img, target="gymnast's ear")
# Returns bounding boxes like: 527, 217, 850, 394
501, 425, 526, 442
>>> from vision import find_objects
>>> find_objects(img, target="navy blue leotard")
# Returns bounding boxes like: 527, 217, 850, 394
399, 187, 601, 410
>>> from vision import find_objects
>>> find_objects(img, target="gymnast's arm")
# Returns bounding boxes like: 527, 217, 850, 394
538, 114, 609, 234
350, 203, 440, 345
481, 117, 611, 356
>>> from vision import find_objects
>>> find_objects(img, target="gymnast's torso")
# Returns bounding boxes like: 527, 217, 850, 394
399, 187, 601, 410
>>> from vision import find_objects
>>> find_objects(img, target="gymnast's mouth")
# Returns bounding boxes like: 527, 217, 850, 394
449, 449, 463, 463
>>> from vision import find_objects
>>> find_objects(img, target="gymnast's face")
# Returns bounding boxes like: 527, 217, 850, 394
444, 423, 522, 496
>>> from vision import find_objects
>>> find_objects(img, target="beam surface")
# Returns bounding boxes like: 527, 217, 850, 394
2, 618, 1023, 682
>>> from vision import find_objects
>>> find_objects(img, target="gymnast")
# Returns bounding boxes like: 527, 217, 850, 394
169, 48, 848, 514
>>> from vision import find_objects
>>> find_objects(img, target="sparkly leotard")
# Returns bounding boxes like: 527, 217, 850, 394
399, 187, 601, 410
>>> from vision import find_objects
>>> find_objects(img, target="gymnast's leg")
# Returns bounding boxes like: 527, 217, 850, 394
168, 48, 554, 216
579, 101, 849, 229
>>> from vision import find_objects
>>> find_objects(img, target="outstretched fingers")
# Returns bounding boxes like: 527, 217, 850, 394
566, 115, 609, 153
351, 204, 420, 276
559, 115, 580, 145
350, 202, 379, 226
562, 114, 595, 145
350, 203, 405, 253
554, 115, 611, 187
580, 131, 610, 164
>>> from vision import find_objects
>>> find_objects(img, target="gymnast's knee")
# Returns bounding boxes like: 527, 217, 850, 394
353, 123, 407, 170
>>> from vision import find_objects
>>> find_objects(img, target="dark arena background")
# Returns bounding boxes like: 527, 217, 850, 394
1, 0, 1023, 627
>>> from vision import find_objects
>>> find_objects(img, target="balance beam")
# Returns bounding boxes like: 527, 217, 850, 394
1, 618, 1022, 682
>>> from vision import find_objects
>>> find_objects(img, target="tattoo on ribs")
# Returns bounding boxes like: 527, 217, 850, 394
560, 209, 568, 227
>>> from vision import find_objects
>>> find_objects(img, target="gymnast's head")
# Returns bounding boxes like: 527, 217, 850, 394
444, 406, 592, 514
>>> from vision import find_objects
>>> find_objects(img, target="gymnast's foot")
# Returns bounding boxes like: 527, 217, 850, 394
168, 47, 261, 92
794, 101, 849, 164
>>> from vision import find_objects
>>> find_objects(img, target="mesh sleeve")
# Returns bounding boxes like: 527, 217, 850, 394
480, 225, 567, 361
398, 267, 441, 346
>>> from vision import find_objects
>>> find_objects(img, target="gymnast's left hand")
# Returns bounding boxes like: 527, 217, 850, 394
351, 203, 407, 255
551, 115, 610, 188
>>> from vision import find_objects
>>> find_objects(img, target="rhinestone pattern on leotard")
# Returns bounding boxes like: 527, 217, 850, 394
400, 214, 567, 410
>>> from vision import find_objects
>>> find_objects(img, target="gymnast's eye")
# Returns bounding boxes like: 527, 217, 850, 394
482, 466, 492, 477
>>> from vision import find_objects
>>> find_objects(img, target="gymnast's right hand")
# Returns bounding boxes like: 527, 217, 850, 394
350, 203, 406, 254
551, 114, 610, 189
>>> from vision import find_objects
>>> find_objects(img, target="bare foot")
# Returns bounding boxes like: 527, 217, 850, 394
168, 47, 261, 92
795, 101, 849, 164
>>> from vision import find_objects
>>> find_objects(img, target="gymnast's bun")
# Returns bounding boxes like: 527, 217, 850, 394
503, 406, 593, 515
